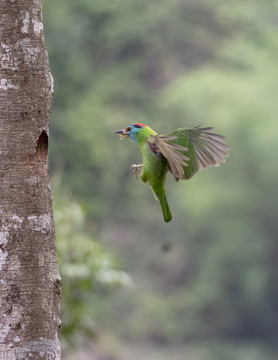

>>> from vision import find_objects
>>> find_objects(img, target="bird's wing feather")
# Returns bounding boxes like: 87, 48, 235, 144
148, 126, 229, 180
148, 135, 189, 179
184, 126, 229, 170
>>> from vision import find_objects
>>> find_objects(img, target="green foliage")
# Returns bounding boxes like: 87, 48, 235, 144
42, 0, 278, 358
53, 183, 131, 346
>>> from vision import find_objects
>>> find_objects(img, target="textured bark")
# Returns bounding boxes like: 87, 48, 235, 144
0, 0, 61, 359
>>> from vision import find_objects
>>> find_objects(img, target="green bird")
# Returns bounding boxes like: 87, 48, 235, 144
115, 123, 229, 222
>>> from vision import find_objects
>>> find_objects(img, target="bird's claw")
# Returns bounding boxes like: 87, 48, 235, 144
130, 164, 143, 179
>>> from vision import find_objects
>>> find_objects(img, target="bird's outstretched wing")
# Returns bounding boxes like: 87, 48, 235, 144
148, 126, 229, 180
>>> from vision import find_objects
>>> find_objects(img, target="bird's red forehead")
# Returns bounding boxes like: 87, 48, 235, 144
133, 123, 147, 127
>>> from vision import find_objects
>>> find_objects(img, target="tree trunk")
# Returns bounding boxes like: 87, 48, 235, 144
0, 1, 61, 358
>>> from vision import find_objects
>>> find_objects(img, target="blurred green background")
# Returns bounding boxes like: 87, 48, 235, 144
42, 0, 278, 359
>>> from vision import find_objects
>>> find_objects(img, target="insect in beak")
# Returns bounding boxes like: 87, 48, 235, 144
114, 129, 130, 139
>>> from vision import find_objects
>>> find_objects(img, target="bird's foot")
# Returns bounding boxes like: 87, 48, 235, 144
130, 164, 143, 179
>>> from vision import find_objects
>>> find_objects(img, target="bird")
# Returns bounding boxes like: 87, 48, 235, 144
115, 123, 229, 222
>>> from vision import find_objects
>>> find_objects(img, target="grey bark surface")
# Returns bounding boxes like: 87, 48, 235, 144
0, 0, 61, 358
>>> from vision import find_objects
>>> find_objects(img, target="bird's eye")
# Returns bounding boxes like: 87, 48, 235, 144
126, 127, 132, 132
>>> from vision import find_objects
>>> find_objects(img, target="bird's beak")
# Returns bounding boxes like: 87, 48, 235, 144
114, 129, 130, 139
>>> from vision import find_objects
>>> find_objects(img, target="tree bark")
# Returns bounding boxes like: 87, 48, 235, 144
0, 0, 61, 358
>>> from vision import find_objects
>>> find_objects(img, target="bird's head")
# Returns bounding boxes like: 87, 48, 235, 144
115, 123, 152, 144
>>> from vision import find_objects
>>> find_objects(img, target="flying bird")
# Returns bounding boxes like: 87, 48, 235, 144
115, 124, 229, 222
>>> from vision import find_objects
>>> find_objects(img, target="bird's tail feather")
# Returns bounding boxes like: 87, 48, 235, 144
158, 194, 172, 223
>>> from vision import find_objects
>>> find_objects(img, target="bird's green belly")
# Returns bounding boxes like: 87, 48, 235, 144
142, 150, 168, 192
